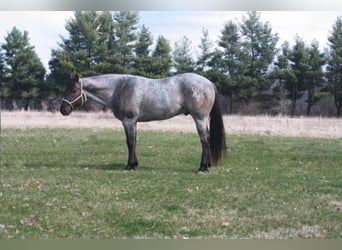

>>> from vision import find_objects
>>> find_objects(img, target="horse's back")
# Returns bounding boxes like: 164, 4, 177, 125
139, 73, 216, 120
112, 73, 216, 122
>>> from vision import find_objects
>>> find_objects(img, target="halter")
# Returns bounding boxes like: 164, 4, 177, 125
62, 79, 87, 112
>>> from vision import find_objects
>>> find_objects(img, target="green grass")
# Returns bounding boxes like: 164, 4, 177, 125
1, 128, 341, 239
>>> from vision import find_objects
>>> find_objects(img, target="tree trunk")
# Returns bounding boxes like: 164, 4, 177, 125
291, 84, 297, 117
228, 93, 233, 114
24, 99, 30, 111
306, 87, 314, 116
334, 86, 342, 118
336, 99, 342, 118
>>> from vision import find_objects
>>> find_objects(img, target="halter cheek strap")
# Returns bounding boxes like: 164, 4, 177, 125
62, 79, 87, 111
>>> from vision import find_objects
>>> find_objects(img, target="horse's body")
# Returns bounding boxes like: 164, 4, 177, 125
60, 73, 226, 172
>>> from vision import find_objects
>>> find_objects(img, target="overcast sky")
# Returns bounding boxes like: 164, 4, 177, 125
0, 11, 341, 72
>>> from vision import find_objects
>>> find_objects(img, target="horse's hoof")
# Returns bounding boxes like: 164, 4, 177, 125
197, 167, 209, 174
124, 166, 136, 171
197, 170, 208, 175
124, 162, 138, 171
124, 167, 135, 172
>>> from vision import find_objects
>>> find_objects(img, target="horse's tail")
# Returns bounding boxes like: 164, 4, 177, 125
209, 89, 227, 165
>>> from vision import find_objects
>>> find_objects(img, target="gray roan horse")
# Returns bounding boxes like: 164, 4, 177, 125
60, 73, 226, 172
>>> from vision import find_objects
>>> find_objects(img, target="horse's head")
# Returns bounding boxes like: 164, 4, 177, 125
60, 74, 87, 116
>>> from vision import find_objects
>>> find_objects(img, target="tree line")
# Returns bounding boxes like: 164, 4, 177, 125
0, 11, 342, 117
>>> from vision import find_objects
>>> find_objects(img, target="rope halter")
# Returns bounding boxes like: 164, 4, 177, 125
61, 79, 87, 112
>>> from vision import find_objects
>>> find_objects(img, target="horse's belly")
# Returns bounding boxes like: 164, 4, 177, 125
137, 104, 184, 122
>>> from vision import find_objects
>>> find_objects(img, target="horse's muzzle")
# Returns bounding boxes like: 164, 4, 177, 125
60, 103, 72, 116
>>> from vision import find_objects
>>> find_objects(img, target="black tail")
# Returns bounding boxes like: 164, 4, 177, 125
209, 90, 227, 165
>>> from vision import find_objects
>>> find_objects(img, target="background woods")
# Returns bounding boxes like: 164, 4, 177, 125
1, 11, 342, 117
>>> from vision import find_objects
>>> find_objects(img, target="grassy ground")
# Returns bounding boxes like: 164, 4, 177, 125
0, 128, 341, 239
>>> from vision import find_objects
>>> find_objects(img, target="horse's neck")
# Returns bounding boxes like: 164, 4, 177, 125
83, 90, 109, 106
82, 77, 116, 107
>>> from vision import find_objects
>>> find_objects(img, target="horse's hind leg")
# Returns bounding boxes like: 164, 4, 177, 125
194, 117, 211, 172
122, 120, 138, 170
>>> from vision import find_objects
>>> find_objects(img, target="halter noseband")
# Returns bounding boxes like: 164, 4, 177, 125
62, 79, 87, 111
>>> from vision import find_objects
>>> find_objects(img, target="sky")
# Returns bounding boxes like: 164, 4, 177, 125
0, 11, 341, 72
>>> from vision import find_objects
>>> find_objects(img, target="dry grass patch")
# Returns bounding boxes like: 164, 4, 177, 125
2, 111, 342, 138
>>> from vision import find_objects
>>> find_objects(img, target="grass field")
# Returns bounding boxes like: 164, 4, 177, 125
1, 128, 341, 239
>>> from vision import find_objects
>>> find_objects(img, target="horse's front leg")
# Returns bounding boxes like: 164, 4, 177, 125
122, 120, 138, 170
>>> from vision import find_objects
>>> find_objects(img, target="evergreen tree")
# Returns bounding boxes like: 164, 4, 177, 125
327, 16, 342, 117
270, 41, 295, 114
49, 11, 109, 81
287, 37, 310, 116
218, 21, 241, 76
61, 11, 99, 75
134, 25, 153, 76
1, 27, 46, 110
173, 36, 195, 74
0, 50, 4, 86
239, 11, 279, 96
196, 28, 213, 73
111, 11, 139, 73
0, 50, 7, 107
273, 38, 325, 116
94, 11, 116, 73
213, 11, 278, 111
216, 20, 241, 110
209, 21, 241, 113
48, 11, 116, 94
306, 40, 325, 116
48, 49, 75, 96
151, 35, 172, 77
135, 25, 153, 57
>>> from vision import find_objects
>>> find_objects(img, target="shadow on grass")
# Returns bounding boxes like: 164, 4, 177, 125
80, 162, 125, 171
18, 160, 203, 175
79, 162, 199, 174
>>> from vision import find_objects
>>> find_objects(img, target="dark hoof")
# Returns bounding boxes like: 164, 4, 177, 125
124, 162, 138, 171
197, 165, 209, 173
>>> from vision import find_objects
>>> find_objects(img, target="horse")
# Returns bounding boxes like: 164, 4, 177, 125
60, 73, 226, 173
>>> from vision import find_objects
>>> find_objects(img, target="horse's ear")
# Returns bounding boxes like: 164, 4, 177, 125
75, 74, 80, 82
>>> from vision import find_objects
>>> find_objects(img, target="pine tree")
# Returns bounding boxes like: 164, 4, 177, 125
287, 37, 310, 116
0, 50, 7, 107
217, 21, 241, 98
306, 40, 325, 116
111, 11, 139, 73
196, 28, 213, 73
173, 36, 195, 74
218, 21, 241, 76
48, 49, 75, 96
327, 16, 342, 117
271, 41, 295, 114
151, 35, 172, 77
61, 11, 99, 75
48, 11, 116, 94
210, 20, 241, 112
0, 50, 5, 86
134, 25, 153, 76
213, 11, 279, 109
1, 27, 46, 110
49, 11, 105, 80
94, 11, 116, 73
239, 11, 279, 95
